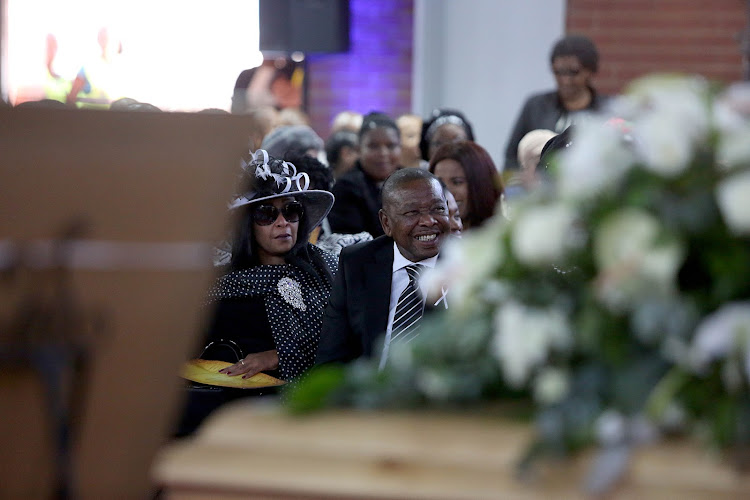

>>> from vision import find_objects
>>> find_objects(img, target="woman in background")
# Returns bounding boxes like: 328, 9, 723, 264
328, 111, 402, 237
325, 129, 359, 179
430, 141, 503, 230
419, 108, 475, 163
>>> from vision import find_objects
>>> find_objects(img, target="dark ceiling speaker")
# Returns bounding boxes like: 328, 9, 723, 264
259, 0, 350, 54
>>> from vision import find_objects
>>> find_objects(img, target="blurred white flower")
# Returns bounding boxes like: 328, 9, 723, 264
533, 367, 570, 405
557, 119, 635, 199
416, 369, 453, 400
634, 113, 694, 177
689, 302, 750, 376
716, 170, 750, 235
423, 216, 507, 310
714, 83, 750, 170
480, 279, 512, 305
626, 74, 710, 142
620, 75, 711, 177
491, 301, 572, 387
511, 203, 579, 266
716, 126, 750, 171
593, 208, 685, 311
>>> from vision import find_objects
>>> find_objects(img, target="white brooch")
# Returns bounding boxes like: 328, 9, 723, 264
277, 277, 306, 311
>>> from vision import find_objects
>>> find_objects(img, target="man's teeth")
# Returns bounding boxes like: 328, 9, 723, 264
416, 234, 437, 242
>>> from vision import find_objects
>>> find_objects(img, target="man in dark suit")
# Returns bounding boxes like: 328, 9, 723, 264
316, 168, 450, 368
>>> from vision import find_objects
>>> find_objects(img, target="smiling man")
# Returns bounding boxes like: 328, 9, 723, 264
316, 168, 450, 366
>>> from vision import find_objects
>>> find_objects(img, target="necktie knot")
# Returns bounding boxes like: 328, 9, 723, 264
405, 263, 424, 282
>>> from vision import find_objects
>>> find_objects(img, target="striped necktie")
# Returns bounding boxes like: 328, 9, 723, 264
390, 264, 426, 345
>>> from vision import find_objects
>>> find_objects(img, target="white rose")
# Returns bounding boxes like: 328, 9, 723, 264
626, 74, 710, 144
716, 169, 750, 235
622, 75, 711, 177
557, 119, 634, 199
491, 301, 572, 387
511, 203, 578, 266
634, 113, 694, 177
422, 218, 506, 310
593, 208, 684, 310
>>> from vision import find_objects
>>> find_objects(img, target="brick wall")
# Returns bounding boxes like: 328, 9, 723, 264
567, 0, 747, 95
305, 0, 414, 140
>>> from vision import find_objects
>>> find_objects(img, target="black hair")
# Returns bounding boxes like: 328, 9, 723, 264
283, 152, 334, 192
14, 98, 68, 109
198, 107, 230, 114
231, 67, 256, 114
419, 108, 475, 161
549, 34, 599, 72
358, 111, 400, 141
325, 130, 358, 168
538, 125, 575, 172
381, 168, 442, 209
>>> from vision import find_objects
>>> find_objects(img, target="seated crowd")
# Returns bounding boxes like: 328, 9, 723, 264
9, 33, 608, 433
177, 32, 609, 433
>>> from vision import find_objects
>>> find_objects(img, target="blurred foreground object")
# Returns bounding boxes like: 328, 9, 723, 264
290, 74, 750, 495
0, 106, 249, 498
153, 403, 750, 499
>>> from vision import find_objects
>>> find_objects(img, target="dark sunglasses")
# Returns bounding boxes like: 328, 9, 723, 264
252, 201, 304, 226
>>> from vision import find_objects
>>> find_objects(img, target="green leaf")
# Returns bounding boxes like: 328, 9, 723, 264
283, 364, 346, 415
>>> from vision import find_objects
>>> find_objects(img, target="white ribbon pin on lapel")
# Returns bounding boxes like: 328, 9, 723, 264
434, 286, 449, 309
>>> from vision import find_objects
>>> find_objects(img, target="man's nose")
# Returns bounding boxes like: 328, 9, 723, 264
417, 212, 437, 225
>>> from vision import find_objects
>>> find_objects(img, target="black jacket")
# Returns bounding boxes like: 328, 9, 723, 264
328, 162, 384, 237
316, 236, 443, 365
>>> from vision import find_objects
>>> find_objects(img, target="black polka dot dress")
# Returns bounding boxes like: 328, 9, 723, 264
206, 245, 337, 381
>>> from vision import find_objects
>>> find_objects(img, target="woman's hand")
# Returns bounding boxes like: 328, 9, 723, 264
218, 349, 279, 379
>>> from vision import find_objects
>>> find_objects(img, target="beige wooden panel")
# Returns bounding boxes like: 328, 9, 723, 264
0, 106, 249, 500
154, 402, 750, 500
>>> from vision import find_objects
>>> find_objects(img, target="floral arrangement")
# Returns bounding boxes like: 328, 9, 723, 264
288, 75, 750, 493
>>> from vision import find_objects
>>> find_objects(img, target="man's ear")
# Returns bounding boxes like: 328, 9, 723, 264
379, 208, 392, 237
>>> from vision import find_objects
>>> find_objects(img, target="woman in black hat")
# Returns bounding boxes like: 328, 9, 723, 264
204, 150, 338, 383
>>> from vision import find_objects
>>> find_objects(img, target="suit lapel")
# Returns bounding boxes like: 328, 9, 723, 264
362, 238, 393, 353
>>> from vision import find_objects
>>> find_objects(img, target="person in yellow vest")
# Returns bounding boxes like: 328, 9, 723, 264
66, 27, 124, 109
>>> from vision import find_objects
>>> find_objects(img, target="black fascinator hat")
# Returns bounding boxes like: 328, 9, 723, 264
230, 149, 334, 248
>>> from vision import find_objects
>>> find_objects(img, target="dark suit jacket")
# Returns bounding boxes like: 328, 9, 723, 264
316, 235, 394, 364
328, 162, 385, 237
316, 235, 445, 365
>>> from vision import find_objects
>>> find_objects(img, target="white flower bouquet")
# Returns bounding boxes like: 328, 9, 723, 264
289, 75, 750, 492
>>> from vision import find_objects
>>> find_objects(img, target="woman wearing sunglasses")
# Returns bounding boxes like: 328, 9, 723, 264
203, 150, 338, 384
